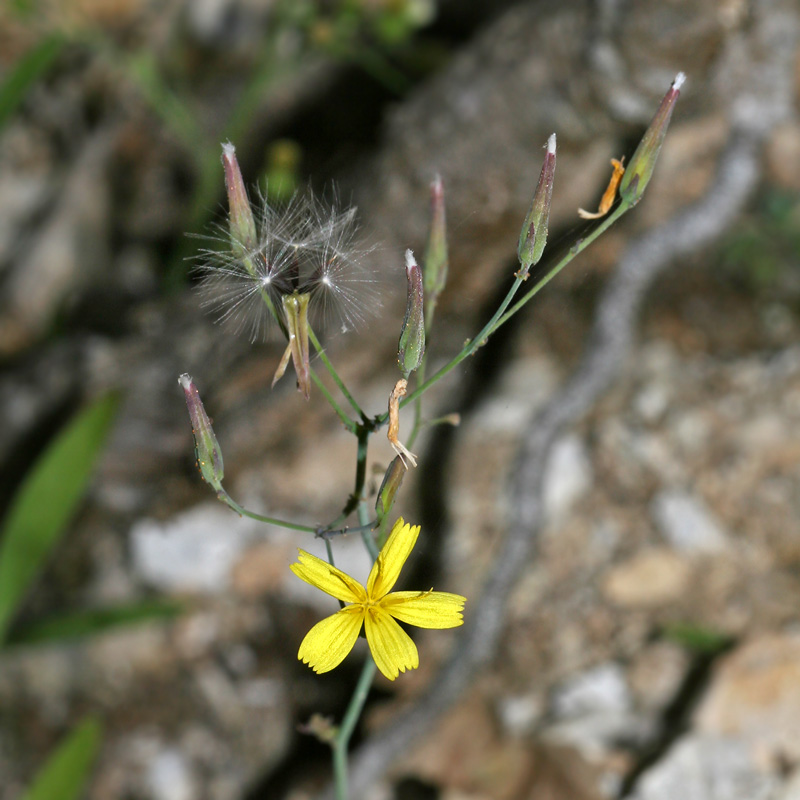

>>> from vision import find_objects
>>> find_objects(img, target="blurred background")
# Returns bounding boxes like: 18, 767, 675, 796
1, 0, 800, 798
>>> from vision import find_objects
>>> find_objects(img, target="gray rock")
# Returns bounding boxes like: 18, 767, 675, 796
130, 503, 254, 594
552, 663, 632, 719
146, 748, 198, 800
628, 734, 777, 800
543, 434, 593, 523
651, 489, 730, 555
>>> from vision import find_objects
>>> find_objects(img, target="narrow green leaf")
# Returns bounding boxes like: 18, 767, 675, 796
0, 393, 120, 645
662, 622, 733, 654
0, 35, 64, 132
22, 717, 102, 800
5, 599, 183, 648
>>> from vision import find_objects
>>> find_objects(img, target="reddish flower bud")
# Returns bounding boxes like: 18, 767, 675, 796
619, 73, 686, 206
398, 250, 425, 377
518, 133, 556, 276
221, 142, 257, 256
179, 374, 224, 493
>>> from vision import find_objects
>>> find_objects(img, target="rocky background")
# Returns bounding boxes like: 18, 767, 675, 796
1, 0, 800, 799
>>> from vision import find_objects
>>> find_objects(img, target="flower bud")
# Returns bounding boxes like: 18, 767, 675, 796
179, 374, 224, 493
518, 133, 556, 276
221, 142, 257, 256
619, 72, 686, 206
375, 456, 407, 524
423, 174, 448, 319
398, 250, 425, 377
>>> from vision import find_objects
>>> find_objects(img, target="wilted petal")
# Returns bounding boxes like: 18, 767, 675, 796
298, 607, 364, 673
364, 607, 419, 681
381, 590, 466, 629
291, 550, 367, 604
366, 517, 420, 599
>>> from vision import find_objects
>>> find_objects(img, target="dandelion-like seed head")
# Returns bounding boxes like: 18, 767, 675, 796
195, 187, 381, 341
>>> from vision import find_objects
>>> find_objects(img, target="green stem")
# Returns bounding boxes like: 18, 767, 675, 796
311, 370, 357, 433
375, 275, 526, 426
374, 204, 631, 426
219, 491, 317, 533
406, 356, 427, 450
356, 436, 379, 561
492, 204, 628, 333
333, 657, 378, 800
308, 326, 365, 420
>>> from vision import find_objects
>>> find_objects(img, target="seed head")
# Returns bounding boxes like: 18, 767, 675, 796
196, 160, 381, 342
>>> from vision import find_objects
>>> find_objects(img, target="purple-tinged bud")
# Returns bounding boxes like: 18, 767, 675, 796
518, 133, 556, 276
375, 456, 407, 524
179, 374, 224, 493
221, 142, 257, 256
423, 174, 448, 319
619, 72, 686, 206
398, 250, 426, 377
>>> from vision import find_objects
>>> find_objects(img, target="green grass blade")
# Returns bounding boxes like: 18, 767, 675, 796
0, 35, 64, 131
21, 717, 102, 800
0, 393, 120, 645
5, 599, 183, 647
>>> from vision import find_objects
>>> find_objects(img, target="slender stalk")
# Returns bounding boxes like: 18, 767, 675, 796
333, 657, 378, 800
308, 326, 365, 419
219, 491, 317, 533
373, 204, 630, 425
406, 356, 427, 450
311, 370, 357, 433
374, 275, 526, 426
492, 204, 628, 333
357, 440, 379, 561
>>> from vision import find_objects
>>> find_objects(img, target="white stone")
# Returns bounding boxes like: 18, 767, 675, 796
543, 434, 593, 523
651, 489, 730, 555
130, 504, 254, 593
629, 735, 776, 800
146, 748, 197, 800
552, 662, 631, 719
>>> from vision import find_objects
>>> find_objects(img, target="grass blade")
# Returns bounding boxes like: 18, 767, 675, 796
0, 393, 120, 645
5, 598, 183, 647
0, 35, 64, 131
21, 717, 102, 800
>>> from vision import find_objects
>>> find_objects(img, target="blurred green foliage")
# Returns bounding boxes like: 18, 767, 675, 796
21, 717, 102, 800
718, 189, 800, 291
662, 622, 732, 655
0, 394, 120, 645
3, 0, 436, 288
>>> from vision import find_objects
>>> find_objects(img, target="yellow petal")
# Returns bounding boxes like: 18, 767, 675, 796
364, 606, 419, 681
366, 518, 420, 599
381, 590, 466, 629
298, 606, 364, 673
290, 550, 366, 603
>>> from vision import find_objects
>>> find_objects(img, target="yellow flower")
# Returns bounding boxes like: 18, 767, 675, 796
290, 518, 466, 680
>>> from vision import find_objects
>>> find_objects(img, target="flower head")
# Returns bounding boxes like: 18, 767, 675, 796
290, 518, 466, 680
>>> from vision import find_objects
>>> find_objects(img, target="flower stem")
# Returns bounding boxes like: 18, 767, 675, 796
406, 355, 427, 450
374, 274, 526, 426
308, 326, 365, 420
219, 491, 317, 533
373, 204, 631, 426
310, 370, 357, 434
333, 656, 378, 800
491, 203, 628, 333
